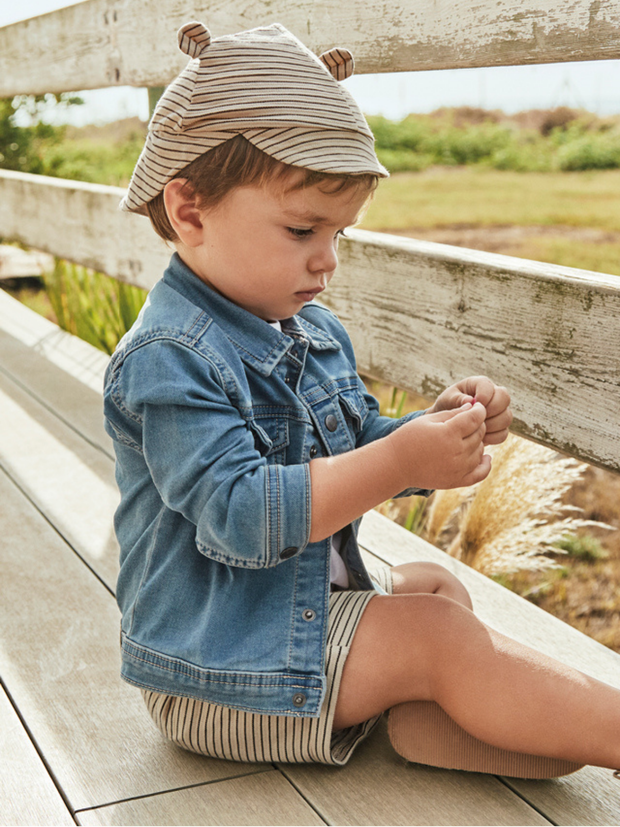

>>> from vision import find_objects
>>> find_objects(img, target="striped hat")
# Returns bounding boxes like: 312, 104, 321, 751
121, 22, 388, 215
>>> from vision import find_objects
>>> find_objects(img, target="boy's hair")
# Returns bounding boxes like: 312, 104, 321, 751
147, 135, 379, 242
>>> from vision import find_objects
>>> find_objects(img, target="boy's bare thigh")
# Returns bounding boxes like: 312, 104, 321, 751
333, 564, 475, 730
333, 590, 474, 729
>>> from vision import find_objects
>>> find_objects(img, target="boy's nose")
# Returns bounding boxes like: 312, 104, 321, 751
309, 241, 338, 276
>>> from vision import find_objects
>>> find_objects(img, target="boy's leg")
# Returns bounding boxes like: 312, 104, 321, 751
333, 592, 620, 771
389, 561, 473, 608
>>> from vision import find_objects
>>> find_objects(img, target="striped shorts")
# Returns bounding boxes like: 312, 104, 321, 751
142, 566, 393, 766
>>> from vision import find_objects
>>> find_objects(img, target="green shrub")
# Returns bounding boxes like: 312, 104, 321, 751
0, 94, 82, 175
367, 110, 620, 174
556, 133, 620, 171
40, 136, 143, 185
376, 148, 434, 172
44, 259, 147, 355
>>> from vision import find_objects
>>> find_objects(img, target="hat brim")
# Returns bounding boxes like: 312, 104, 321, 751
120, 127, 388, 216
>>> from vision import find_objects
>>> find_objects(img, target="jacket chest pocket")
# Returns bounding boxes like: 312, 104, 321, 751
250, 418, 290, 465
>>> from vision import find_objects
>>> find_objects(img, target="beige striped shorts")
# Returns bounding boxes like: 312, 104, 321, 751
142, 566, 393, 765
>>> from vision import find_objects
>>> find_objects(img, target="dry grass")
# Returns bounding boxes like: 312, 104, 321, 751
426, 434, 611, 576
494, 466, 620, 653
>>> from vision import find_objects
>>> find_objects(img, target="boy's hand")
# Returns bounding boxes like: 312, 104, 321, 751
427, 376, 512, 446
389, 403, 491, 490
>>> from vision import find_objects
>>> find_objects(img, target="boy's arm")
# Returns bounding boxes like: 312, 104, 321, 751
308, 402, 490, 542
106, 340, 311, 570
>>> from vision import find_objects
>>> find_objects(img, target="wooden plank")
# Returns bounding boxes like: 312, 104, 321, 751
506, 768, 620, 826
2, 0, 620, 95
0, 468, 269, 811
358, 509, 620, 825
0, 370, 120, 590
330, 229, 620, 473
0, 291, 112, 456
280, 718, 551, 826
76, 770, 325, 826
0, 245, 53, 280
0, 288, 110, 397
0, 685, 74, 827
3, 172, 618, 472
0, 173, 167, 291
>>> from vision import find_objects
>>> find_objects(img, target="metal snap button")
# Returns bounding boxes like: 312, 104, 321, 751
279, 547, 297, 560
292, 693, 306, 707
302, 609, 316, 622
324, 413, 338, 432
285, 376, 290, 384
309, 445, 318, 458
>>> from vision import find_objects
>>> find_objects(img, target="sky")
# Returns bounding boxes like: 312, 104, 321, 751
3, 0, 620, 126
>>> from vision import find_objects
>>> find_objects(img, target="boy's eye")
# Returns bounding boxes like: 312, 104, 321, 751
336, 229, 348, 239
287, 227, 314, 238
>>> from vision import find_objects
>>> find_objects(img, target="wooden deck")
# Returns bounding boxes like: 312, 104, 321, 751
1, 288, 619, 826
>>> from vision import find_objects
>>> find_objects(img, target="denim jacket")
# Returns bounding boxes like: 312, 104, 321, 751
104, 253, 428, 717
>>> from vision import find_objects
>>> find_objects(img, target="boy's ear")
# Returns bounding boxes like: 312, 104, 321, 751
163, 179, 205, 246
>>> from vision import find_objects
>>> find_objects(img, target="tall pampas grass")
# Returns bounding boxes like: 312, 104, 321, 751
425, 433, 610, 576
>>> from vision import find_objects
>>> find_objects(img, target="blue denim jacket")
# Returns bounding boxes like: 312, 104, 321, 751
104, 253, 428, 716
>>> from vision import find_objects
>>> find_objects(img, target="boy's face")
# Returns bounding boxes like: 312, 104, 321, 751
179, 174, 369, 321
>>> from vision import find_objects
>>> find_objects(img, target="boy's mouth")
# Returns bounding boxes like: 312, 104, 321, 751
295, 287, 325, 301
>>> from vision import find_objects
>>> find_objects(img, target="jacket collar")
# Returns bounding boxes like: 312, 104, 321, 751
163, 253, 340, 376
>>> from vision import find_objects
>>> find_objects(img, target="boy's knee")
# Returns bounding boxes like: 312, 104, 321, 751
392, 561, 473, 609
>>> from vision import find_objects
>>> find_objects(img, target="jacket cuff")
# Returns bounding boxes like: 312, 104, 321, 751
266, 463, 312, 566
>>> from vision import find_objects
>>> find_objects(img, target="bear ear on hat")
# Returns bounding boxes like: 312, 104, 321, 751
178, 21, 212, 58
319, 47, 354, 81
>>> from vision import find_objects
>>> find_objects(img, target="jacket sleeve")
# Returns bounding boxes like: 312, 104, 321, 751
106, 339, 311, 569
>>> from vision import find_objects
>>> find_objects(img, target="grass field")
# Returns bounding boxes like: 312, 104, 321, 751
359, 167, 620, 277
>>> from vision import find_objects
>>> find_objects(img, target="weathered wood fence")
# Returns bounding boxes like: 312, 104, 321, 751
1, 0, 619, 473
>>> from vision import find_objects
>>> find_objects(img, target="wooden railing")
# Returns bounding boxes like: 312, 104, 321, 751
1, 0, 619, 474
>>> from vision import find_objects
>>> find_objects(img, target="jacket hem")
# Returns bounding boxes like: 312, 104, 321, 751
121, 635, 326, 716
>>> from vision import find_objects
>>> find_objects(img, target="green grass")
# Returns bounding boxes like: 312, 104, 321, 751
44, 259, 147, 354
361, 168, 620, 232
517, 237, 620, 277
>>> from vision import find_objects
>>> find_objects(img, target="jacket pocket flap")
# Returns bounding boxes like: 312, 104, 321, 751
337, 389, 369, 430
250, 418, 289, 455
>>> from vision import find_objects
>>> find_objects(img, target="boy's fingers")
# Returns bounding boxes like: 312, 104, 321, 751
451, 401, 487, 436
485, 407, 513, 434
461, 453, 492, 487
462, 422, 487, 450
427, 403, 473, 423
483, 428, 510, 446
461, 376, 495, 408
484, 386, 511, 418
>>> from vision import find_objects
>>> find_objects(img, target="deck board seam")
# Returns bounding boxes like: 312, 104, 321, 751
0, 461, 116, 598
0, 674, 78, 824
71, 767, 277, 815
275, 767, 330, 825
0, 359, 114, 461
497, 777, 558, 826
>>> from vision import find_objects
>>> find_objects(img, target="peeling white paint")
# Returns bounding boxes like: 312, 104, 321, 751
0, 0, 619, 94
